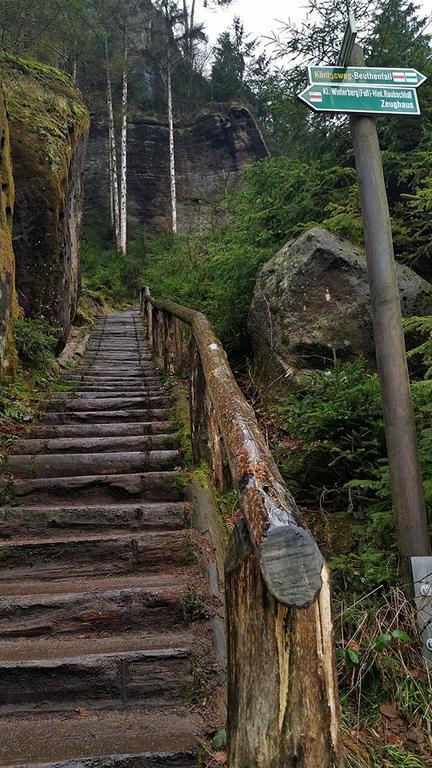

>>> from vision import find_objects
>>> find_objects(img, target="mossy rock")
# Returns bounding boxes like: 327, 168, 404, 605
0, 79, 18, 379
0, 53, 90, 346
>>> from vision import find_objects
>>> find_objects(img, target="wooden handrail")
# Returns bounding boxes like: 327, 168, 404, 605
140, 286, 342, 768
142, 287, 322, 608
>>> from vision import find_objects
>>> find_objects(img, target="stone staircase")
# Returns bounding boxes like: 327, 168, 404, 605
0, 310, 217, 767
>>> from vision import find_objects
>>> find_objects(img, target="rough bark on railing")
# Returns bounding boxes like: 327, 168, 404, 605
140, 287, 342, 768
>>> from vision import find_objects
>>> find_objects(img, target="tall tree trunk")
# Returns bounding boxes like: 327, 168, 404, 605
105, 38, 120, 250
189, 0, 196, 63
120, 22, 128, 256
182, 0, 190, 58
167, 60, 177, 234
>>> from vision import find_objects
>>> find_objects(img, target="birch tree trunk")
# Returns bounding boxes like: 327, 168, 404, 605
120, 22, 128, 256
167, 60, 177, 234
105, 38, 120, 250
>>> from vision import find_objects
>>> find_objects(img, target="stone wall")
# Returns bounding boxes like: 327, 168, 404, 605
0, 55, 90, 346
0, 81, 18, 378
85, 104, 268, 233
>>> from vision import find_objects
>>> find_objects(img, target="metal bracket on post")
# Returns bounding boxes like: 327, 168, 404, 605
337, 13, 357, 66
411, 557, 432, 664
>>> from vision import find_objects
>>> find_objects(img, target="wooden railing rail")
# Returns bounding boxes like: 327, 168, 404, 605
140, 286, 342, 768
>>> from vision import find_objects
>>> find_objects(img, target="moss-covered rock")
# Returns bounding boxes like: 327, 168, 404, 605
0, 53, 90, 345
0, 80, 18, 378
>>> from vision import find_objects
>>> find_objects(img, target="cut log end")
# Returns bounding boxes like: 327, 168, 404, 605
260, 524, 323, 608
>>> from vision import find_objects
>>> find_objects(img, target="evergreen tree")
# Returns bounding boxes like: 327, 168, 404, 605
211, 17, 255, 102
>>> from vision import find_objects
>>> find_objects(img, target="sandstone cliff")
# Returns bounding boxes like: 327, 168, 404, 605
0, 54, 90, 345
0, 81, 18, 378
85, 104, 268, 233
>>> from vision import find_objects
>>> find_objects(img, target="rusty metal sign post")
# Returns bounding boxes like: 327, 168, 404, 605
298, 19, 431, 607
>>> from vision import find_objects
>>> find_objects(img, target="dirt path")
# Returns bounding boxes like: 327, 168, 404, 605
0, 309, 217, 768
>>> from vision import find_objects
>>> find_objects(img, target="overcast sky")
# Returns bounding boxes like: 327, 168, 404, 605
197, 0, 432, 50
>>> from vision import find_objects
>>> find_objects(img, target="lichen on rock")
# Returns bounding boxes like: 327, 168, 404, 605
0, 79, 18, 379
248, 227, 432, 392
0, 53, 90, 346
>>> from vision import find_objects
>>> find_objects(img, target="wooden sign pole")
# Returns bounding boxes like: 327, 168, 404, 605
349, 44, 431, 583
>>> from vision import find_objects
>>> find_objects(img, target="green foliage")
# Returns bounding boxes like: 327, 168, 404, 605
13, 318, 59, 370
181, 586, 209, 623
270, 355, 432, 591
80, 220, 148, 306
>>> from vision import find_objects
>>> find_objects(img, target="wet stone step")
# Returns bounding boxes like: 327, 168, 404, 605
45, 397, 172, 412
26, 422, 177, 439
0, 502, 186, 537
0, 530, 190, 580
10, 751, 198, 768
11, 434, 179, 456
6, 470, 184, 505
0, 710, 201, 766
53, 390, 167, 400
38, 409, 172, 425
0, 584, 188, 638
8, 450, 180, 479
0, 649, 193, 714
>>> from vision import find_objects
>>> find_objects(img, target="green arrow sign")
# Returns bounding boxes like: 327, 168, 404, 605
309, 65, 427, 88
298, 83, 421, 115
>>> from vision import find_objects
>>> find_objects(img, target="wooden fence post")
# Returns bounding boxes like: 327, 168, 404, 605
226, 520, 341, 768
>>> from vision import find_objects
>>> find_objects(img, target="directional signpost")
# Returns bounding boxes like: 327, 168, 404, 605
299, 83, 420, 115
308, 65, 427, 87
297, 18, 431, 621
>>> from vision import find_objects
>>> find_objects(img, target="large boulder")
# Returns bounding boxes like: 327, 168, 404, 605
0, 54, 90, 345
248, 227, 432, 389
0, 81, 18, 378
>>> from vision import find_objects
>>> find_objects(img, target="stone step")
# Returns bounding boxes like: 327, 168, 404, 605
0, 582, 190, 637
7, 450, 180, 479
45, 397, 171, 412
0, 502, 186, 538
6, 471, 183, 505
38, 409, 172, 425
0, 648, 193, 714
0, 530, 189, 581
53, 389, 166, 400
11, 435, 179, 456
0, 709, 201, 766
5, 752, 198, 768
26, 422, 176, 439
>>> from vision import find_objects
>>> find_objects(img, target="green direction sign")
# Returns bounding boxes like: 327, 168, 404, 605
309, 65, 427, 88
298, 83, 420, 116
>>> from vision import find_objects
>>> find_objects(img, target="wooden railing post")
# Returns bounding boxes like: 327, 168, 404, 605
164, 313, 183, 374
190, 337, 209, 465
139, 287, 343, 768
226, 521, 341, 768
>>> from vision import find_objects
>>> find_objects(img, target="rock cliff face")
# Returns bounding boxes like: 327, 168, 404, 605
0, 81, 18, 378
0, 55, 90, 345
85, 104, 268, 233
248, 228, 432, 391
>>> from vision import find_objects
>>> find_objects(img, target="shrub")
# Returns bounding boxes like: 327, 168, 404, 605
13, 318, 58, 370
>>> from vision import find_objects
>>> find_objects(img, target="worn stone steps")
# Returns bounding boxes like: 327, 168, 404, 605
8, 450, 181, 478
0, 502, 187, 538
0, 648, 193, 714
0, 530, 190, 582
28, 422, 176, 439
0, 710, 200, 766
0, 588, 192, 640
10, 434, 179, 456
38, 409, 172, 424
0, 309, 215, 767
45, 396, 171, 412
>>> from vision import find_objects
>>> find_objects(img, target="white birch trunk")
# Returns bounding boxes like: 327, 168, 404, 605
105, 39, 120, 249
167, 60, 177, 234
120, 24, 128, 256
